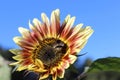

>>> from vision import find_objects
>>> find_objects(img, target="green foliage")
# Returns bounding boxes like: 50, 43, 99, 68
81, 57, 120, 80
88, 57, 120, 72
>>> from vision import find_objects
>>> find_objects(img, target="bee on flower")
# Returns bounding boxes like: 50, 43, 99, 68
10, 9, 93, 80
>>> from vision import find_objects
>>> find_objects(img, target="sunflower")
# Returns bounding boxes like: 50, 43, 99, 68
10, 9, 93, 80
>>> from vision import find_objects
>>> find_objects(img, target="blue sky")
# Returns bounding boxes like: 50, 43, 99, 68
0, 0, 120, 61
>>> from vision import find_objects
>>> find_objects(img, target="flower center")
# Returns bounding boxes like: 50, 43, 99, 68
36, 38, 68, 67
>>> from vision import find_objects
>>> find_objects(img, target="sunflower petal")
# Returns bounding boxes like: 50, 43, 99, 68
33, 18, 42, 27
67, 23, 83, 41
52, 72, 57, 80
12, 55, 22, 60
13, 36, 34, 50
50, 9, 60, 37
22, 58, 32, 66
29, 18, 43, 40
9, 49, 21, 55
35, 59, 44, 68
34, 68, 47, 73
60, 60, 69, 69
41, 13, 50, 27
39, 72, 49, 80
29, 20, 36, 31
17, 65, 27, 71
41, 13, 51, 38
13, 36, 22, 45
64, 17, 76, 33
54, 9, 60, 36
61, 16, 76, 40
54, 9, 60, 17
33, 18, 47, 38
64, 14, 71, 23
80, 26, 93, 40
68, 55, 77, 64
50, 10, 57, 37
57, 68, 65, 78
9, 62, 20, 66
33, 18, 45, 36
18, 27, 30, 38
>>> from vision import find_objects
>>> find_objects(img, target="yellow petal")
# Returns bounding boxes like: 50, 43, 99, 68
9, 49, 21, 55
12, 55, 22, 60
27, 64, 35, 70
50, 66, 57, 74
29, 21, 43, 41
13, 36, 34, 49
50, 10, 57, 37
60, 60, 69, 69
17, 65, 27, 71
13, 36, 22, 45
39, 72, 49, 80
68, 23, 83, 40
35, 68, 47, 73
41, 13, 50, 27
18, 27, 30, 38
72, 23, 83, 35
64, 14, 71, 23
27, 64, 47, 73
82, 26, 94, 40
77, 40, 87, 52
68, 55, 77, 64
41, 13, 51, 38
52, 72, 57, 80
54, 9, 60, 17
61, 17, 76, 40
49, 9, 61, 38
75, 23, 83, 31
70, 41, 87, 55
65, 17, 75, 31
35, 59, 44, 68
12, 55, 21, 60
29, 20, 36, 31
54, 9, 60, 36
71, 27, 93, 52
78, 26, 93, 39
33, 18, 47, 38
13, 36, 33, 47
33, 18, 42, 27
57, 69, 65, 78
9, 62, 20, 66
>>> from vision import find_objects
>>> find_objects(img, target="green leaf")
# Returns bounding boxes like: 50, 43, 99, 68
88, 57, 120, 72
80, 57, 120, 80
